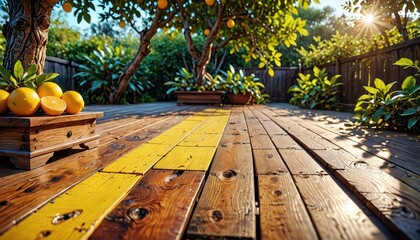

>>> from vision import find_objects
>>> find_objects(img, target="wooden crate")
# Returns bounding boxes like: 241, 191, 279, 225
0, 112, 103, 170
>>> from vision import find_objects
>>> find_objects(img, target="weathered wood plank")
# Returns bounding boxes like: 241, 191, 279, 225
253, 149, 288, 175
0, 110, 189, 234
0, 172, 141, 240
250, 135, 276, 150
335, 167, 420, 239
91, 170, 205, 240
187, 137, 255, 238
102, 143, 173, 174
279, 149, 328, 175
178, 133, 222, 147
153, 146, 217, 171
271, 135, 302, 150
294, 175, 392, 239
258, 175, 318, 240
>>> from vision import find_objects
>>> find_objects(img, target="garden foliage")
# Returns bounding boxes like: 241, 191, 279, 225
73, 45, 153, 104
288, 66, 342, 110
354, 58, 420, 131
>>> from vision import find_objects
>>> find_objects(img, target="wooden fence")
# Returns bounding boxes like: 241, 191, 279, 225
44, 56, 80, 92
243, 67, 298, 102
302, 37, 420, 108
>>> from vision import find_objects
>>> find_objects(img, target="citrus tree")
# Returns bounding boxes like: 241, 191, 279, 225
171, 0, 314, 85
2, 0, 318, 103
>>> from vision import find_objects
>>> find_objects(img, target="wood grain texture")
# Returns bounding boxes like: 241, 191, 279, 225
253, 149, 288, 175
294, 175, 390, 240
335, 167, 420, 239
0, 108, 191, 235
101, 143, 173, 174
271, 135, 302, 150
0, 172, 141, 240
178, 133, 222, 147
250, 135, 276, 150
91, 170, 205, 240
187, 131, 256, 238
278, 149, 328, 175
0, 112, 103, 127
258, 175, 318, 240
154, 146, 217, 171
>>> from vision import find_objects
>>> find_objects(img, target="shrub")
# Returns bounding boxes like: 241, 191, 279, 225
354, 58, 420, 132
288, 66, 342, 110
220, 65, 269, 104
73, 45, 153, 104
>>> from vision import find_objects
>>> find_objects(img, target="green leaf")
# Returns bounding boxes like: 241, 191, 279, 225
310, 100, 316, 109
384, 112, 392, 121
401, 76, 416, 91
358, 94, 372, 101
400, 108, 416, 116
372, 107, 386, 122
313, 66, 320, 78
14, 60, 24, 80
393, 58, 413, 67
0, 65, 11, 81
408, 116, 419, 129
374, 78, 385, 90
364, 86, 378, 95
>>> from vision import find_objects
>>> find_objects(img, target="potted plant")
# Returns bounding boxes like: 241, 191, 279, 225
165, 68, 225, 105
220, 65, 269, 105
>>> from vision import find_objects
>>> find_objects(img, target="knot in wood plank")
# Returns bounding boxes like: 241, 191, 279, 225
222, 170, 237, 179
51, 209, 83, 224
211, 210, 223, 222
128, 207, 148, 220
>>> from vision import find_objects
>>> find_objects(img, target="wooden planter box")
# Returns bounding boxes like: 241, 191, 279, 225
175, 91, 225, 106
0, 112, 103, 170
227, 92, 252, 105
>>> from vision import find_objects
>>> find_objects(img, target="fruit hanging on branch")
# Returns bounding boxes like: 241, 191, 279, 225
62, 1, 73, 13
227, 19, 235, 28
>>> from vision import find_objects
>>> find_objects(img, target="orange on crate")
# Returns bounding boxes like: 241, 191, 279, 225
7, 87, 40, 117
61, 91, 84, 114
40, 96, 67, 116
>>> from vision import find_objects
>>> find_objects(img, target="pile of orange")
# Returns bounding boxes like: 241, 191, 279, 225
0, 82, 84, 117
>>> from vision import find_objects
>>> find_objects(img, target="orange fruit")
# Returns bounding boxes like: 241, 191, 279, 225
40, 96, 66, 116
157, 0, 168, 9
204, 28, 210, 36
0, 89, 9, 115
63, 1, 72, 12
7, 87, 40, 117
119, 20, 126, 28
227, 19, 235, 28
37, 82, 63, 98
205, 0, 215, 6
61, 91, 84, 114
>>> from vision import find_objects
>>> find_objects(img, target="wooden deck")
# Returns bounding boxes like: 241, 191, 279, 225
0, 102, 418, 239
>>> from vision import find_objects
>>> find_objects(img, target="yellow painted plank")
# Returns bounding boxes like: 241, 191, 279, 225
185, 115, 210, 121
102, 143, 173, 174
147, 133, 184, 145
178, 133, 222, 147
154, 146, 217, 170
194, 118, 228, 134
0, 173, 140, 240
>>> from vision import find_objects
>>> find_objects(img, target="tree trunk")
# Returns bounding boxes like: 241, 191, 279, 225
3, 0, 54, 73
177, 0, 227, 86
110, 9, 166, 104
393, 11, 409, 41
